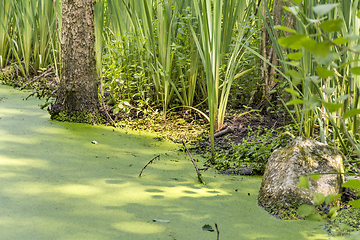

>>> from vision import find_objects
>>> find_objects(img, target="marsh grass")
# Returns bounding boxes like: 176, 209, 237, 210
3, 0, 256, 161
273, 0, 360, 158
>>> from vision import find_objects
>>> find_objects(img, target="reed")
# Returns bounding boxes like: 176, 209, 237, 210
191, 0, 252, 159
0, 0, 13, 69
275, 0, 360, 155
0, 0, 59, 78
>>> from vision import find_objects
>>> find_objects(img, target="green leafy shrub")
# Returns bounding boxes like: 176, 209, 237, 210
210, 124, 297, 173
297, 175, 360, 236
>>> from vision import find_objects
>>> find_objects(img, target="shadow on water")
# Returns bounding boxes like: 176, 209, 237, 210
0, 85, 353, 240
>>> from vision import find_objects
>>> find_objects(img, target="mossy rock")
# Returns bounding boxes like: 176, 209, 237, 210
258, 137, 344, 219
258, 190, 309, 220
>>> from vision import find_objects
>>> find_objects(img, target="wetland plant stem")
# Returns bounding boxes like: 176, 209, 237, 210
138, 155, 160, 178
182, 141, 205, 184
99, 79, 116, 127
215, 223, 219, 240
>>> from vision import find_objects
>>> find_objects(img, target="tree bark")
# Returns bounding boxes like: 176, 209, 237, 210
50, 0, 101, 123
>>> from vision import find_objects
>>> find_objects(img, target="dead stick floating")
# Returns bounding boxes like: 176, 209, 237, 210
215, 223, 219, 240
138, 155, 160, 178
182, 141, 205, 184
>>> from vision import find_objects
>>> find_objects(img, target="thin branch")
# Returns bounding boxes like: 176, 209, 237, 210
182, 141, 205, 184
19, 66, 54, 91
214, 127, 234, 138
215, 223, 220, 240
99, 78, 116, 127
138, 155, 160, 178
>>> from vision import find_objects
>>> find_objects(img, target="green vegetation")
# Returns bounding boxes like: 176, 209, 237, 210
3, 0, 360, 236
297, 176, 360, 236
194, 123, 298, 174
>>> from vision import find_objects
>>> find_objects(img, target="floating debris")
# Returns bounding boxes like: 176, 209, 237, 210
153, 219, 170, 223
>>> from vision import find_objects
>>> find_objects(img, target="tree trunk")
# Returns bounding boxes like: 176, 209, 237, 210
50, 0, 101, 124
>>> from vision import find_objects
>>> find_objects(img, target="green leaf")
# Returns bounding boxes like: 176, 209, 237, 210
342, 179, 360, 189
278, 34, 306, 49
298, 176, 310, 189
113, 107, 120, 115
307, 76, 321, 84
333, 37, 348, 45
300, 37, 317, 53
286, 99, 304, 105
335, 94, 349, 103
343, 109, 360, 119
202, 224, 214, 232
306, 213, 324, 221
325, 194, 341, 205
284, 6, 299, 16
329, 206, 340, 217
321, 101, 342, 113
274, 25, 297, 34
319, 19, 343, 32
313, 4, 339, 16
316, 66, 334, 78
349, 199, 360, 208
357, 10, 360, 19
314, 193, 325, 206
285, 88, 300, 97
345, 34, 360, 41
286, 70, 302, 85
350, 67, 360, 75
292, 0, 302, 5
307, 96, 321, 110
339, 223, 353, 231
313, 42, 332, 59
323, 88, 335, 95
297, 204, 316, 217
288, 52, 303, 61
309, 174, 321, 181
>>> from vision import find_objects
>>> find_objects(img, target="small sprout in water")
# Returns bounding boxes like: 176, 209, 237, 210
202, 224, 214, 232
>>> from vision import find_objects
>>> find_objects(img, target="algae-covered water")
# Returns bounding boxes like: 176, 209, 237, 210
0, 85, 354, 240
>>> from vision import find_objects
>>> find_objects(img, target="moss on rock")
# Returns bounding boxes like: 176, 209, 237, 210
50, 109, 104, 125
258, 137, 344, 220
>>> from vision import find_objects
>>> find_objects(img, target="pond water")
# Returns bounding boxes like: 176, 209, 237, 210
0, 85, 354, 239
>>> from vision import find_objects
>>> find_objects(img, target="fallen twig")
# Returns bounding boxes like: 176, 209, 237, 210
19, 66, 54, 91
215, 223, 219, 240
138, 155, 160, 178
182, 141, 205, 184
214, 127, 234, 138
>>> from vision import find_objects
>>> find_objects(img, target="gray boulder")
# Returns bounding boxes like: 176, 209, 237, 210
258, 136, 344, 219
